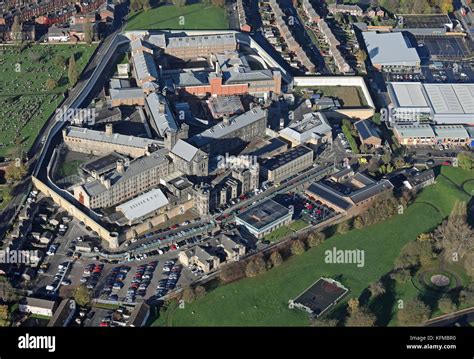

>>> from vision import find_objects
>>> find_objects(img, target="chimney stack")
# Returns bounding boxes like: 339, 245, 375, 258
223, 115, 230, 126
105, 123, 113, 136
116, 159, 125, 174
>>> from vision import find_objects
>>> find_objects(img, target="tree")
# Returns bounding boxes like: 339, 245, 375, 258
140, 0, 151, 10
337, 221, 351, 234
367, 158, 381, 174
194, 285, 206, 299
0, 189, 12, 205
45, 78, 58, 91
372, 113, 381, 125
0, 304, 9, 327
73, 285, 91, 307
4, 163, 26, 184
356, 49, 367, 64
368, 281, 386, 298
11, 15, 22, 46
389, 269, 411, 284
219, 261, 245, 283
434, 201, 474, 263
306, 231, 326, 248
347, 298, 360, 314
172, 0, 186, 7
437, 297, 456, 314
346, 306, 376, 327
269, 251, 283, 267
353, 216, 365, 230
54, 55, 67, 68
130, 0, 141, 12
68, 55, 79, 87
181, 286, 196, 303
457, 152, 474, 171
440, 0, 453, 13
211, 0, 225, 7
245, 257, 267, 277
28, 51, 41, 62
334, 12, 344, 23
290, 240, 305, 256
397, 298, 431, 326
459, 284, 474, 307
0, 278, 19, 302
395, 240, 435, 270
84, 22, 93, 44
381, 151, 392, 165
310, 317, 339, 327
394, 157, 406, 169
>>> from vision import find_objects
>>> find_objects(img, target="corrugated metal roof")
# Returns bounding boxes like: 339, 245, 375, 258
117, 188, 169, 222
363, 32, 420, 67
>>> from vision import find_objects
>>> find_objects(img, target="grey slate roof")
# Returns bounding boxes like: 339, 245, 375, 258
166, 33, 236, 50
306, 182, 353, 211
110, 87, 144, 100
349, 179, 393, 204
146, 92, 178, 136
190, 107, 267, 148
83, 149, 170, 197
171, 139, 200, 162
280, 112, 332, 143
172, 71, 209, 87
132, 50, 158, 83
260, 145, 312, 171
65, 126, 161, 149
355, 119, 381, 140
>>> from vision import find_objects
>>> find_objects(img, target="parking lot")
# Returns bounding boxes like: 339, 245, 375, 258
300, 195, 338, 225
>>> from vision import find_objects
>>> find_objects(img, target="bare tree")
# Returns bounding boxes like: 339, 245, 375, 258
368, 281, 386, 298
397, 298, 431, 326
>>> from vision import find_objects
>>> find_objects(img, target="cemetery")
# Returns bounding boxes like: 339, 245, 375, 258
0, 44, 96, 158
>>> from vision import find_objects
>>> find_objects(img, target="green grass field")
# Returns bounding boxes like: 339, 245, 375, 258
296, 86, 368, 107
58, 160, 84, 178
0, 44, 96, 158
153, 167, 472, 326
263, 219, 308, 242
0, 186, 11, 210
125, 4, 229, 31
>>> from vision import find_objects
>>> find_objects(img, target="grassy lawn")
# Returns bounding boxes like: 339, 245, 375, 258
0, 186, 11, 211
125, 4, 229, 31
263, 226, 292, 242
296, 86, 368, 107
388, 260, 471, 325
263, 219, 308, 242
0, 44, 97, 158
153, 167, 472, 326
289, 219, 309, 231
58, 159, 84, 177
